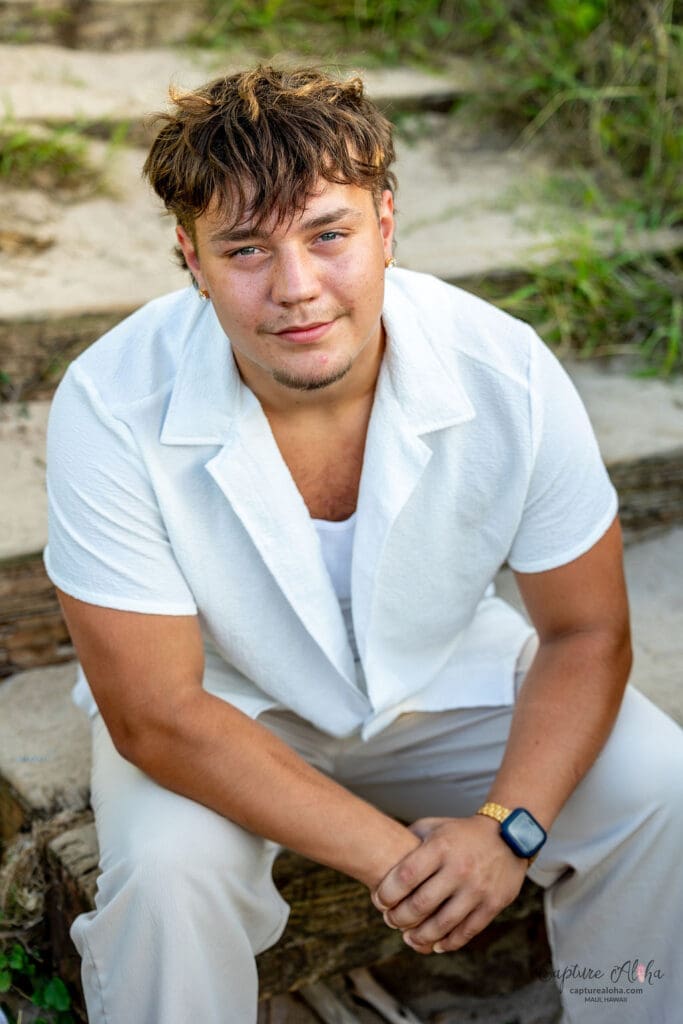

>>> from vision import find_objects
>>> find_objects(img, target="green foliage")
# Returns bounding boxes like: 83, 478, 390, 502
0, 122, 97, 192
0, 370, 20, 407
0, 940, 76, 1024
191, 0, 463, 62
475, 246, 683, 376
459, 0, 683, 223
193, 2, 682, 217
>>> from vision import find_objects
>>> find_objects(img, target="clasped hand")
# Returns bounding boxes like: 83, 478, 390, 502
371, 815, 528, 954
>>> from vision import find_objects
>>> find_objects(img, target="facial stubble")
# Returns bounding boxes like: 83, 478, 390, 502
270, 356, 355, 392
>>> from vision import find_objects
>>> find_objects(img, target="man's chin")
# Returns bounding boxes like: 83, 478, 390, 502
271, 359, 353, 392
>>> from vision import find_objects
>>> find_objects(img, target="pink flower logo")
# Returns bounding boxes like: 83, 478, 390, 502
636, 963, 646, 983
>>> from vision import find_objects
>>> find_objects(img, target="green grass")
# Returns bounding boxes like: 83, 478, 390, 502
458, 0, 683, 226
0, 123, 98, 193
472, 245, 683, 376
190, 0, 460, 63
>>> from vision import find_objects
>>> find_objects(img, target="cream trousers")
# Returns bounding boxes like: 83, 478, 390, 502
71, 649, 683, 1024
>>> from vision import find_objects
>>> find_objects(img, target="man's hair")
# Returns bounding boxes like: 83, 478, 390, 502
143, 65, 397, 255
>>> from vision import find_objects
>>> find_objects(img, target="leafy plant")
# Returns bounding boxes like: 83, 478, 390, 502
0, 940, 75, 1024
459, 0, 683, 225
0, 122, 98, 193
190, 0, 464, 62
473, 244, 683, 376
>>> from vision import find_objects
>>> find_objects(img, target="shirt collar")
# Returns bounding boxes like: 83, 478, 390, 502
160, 273, 475, 446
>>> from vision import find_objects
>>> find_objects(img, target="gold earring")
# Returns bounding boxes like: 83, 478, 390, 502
384, 256, 397, 269
198, 288, 210, 300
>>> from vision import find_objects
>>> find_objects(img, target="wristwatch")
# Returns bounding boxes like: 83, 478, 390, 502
476, 802, 547, 864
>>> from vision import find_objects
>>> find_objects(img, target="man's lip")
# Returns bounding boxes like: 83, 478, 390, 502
273, 320, 335, 343
276, 321, 330, 333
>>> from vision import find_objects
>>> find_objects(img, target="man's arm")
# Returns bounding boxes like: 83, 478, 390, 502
56, 588, 420, 888
371, 515, 632, 953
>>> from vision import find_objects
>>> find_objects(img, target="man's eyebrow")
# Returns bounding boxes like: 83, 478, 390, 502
303, 207, 363, 232
208, 207, 363, 245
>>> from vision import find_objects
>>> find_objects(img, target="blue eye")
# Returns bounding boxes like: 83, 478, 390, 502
319, 231, 343, 242
230, 246, 259, 257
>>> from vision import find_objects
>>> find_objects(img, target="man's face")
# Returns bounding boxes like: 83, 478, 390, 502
176, 180, 395, 398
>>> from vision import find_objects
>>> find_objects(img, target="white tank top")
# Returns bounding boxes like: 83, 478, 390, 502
312, 514, 363, 674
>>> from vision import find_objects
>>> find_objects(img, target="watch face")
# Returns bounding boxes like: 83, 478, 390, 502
502, 809, 547, 857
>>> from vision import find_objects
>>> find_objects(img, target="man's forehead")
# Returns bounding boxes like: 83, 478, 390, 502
200, 180, 372, 243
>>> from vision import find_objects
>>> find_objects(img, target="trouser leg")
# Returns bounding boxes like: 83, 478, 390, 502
332, 685, 683, 1024
534, 686, 683, 1024
71, 713, 290, 1024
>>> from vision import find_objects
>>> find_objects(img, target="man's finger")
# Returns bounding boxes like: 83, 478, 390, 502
402, 891, 479, 947
408, 817, 443, 840
372, 841, 441, 910
383, 874, 456, 930
430, 905, 495, 954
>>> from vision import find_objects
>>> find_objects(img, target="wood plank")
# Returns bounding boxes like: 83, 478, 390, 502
299, 981, 371, 1024
258, 994, 322, 1024
257, 853, 405, 998
349, 968, 426, 1024
0, 554, 73, 678
0, 310, 129, 403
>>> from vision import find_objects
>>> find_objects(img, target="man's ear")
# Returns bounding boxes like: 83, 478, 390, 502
379, 189, 395, 262
176, 225, 206, 290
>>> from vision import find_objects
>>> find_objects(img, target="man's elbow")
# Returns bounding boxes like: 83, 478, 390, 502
110, 691, 198, 768
591, 615, 633, 692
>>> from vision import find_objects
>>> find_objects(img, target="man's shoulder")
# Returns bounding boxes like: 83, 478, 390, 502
66, 287, 202, 409
386, 268, 537, 388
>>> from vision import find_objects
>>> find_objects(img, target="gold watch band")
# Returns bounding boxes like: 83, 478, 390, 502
476, 801, 511, 824
476, 802, 539, 864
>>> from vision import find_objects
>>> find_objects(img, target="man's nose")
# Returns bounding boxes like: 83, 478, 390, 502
270, 247, 321, 306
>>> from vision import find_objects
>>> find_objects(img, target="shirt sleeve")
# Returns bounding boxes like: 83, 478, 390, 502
507, 333, 619, 574
43, 363, 198, 614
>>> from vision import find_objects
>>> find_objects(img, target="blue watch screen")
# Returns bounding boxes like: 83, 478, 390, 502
505, 810, 545, 853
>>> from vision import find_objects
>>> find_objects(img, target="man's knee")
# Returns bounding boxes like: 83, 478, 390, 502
592, 686, 683, 813
93, 813, 288, 953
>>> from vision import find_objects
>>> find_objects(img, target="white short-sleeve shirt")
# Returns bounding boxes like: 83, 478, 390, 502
44, 269, 618, 739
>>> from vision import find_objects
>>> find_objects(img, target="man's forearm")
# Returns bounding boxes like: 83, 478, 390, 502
122, 690, 420, 888
485, 626, 632, 829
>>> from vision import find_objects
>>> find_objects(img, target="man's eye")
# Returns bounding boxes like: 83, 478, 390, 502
319, 231, 344, 242
229, 246, 259, 257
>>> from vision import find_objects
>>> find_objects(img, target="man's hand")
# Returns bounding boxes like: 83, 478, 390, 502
371, 815, 528, 954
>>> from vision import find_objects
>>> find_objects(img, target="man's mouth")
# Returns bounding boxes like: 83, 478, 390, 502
274, 320, 336, 343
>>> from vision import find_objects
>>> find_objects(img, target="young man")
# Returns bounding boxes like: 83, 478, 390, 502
44, 67, 682, 1023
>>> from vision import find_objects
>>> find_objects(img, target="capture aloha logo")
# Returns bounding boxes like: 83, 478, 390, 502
540, 959, 665, 1006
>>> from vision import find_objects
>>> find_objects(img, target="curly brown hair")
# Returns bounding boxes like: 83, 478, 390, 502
143, 65, 397, 256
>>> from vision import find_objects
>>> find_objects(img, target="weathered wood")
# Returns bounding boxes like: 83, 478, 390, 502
349, 967, 426, 1023
370, 905, 551, 1001
610, 447, 683, 539
257, 994, 322, 1024
0, 310, 131, 402
299, 981, 366, 1024
0, 780, 27, 844
0, 555, 73, 678
258, 852, 406, 998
